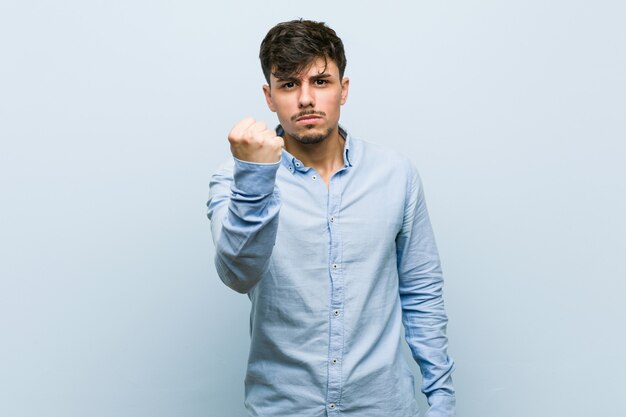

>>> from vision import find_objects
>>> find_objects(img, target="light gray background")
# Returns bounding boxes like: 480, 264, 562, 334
1, 1, 624, 416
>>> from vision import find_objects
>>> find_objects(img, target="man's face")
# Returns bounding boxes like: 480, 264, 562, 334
263, 57, 349, 145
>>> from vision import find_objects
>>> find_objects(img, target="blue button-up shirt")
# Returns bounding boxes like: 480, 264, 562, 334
207, 126, 455, 417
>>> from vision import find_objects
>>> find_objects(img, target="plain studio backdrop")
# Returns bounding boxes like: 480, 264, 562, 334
1, 1, 624, 416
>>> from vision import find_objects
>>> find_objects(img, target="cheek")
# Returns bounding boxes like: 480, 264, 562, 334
324, 90, 343, 104
275, 97, 296, 111
319, 95, 342, 115
276, 108, 295, 125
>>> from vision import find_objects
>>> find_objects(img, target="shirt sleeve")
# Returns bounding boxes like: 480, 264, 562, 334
396, 161, 456, 416
207, 157, 281, 294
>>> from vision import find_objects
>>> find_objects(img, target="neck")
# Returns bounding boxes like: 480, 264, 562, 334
284, 127, 346, 185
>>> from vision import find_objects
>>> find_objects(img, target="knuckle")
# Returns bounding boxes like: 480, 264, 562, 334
239, 116, 255, 127
232, 117, 255, 135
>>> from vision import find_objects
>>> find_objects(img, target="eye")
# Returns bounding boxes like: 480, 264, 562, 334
281, 82, 296, 89
314, 79, 328, 86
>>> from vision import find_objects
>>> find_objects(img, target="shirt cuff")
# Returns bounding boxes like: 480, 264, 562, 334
425, 394, 456, 417
232, 157, 280, 196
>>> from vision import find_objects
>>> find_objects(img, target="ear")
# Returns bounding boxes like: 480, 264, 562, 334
340, 76, 350, 105
263, 84, 277, 112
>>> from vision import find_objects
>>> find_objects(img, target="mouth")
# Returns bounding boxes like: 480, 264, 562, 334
293, 110, 326, 123
295, 115, 323, 125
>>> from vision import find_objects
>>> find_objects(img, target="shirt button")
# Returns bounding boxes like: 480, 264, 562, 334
333, 309, 340, 317
295, 162, 301, 167
331, 358, 338, 364
312, 175, 317, 180
328, 403, 336, 410
332, 264, 338, 269
330, 216, 335, 223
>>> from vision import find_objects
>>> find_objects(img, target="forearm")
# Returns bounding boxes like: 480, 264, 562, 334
208, 158, 281, 293
400, 270, 455, 401
425, 393, 456, 417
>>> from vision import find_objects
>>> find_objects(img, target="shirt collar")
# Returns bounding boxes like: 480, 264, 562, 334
277, 124, 354, 175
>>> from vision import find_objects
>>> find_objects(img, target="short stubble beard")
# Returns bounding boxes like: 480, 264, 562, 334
290, 126, 334, 145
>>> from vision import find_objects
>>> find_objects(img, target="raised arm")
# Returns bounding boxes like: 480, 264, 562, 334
207, 118, 284, 294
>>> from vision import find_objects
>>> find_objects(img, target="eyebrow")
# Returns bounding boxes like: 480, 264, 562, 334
310, 73, 332, 81
275, 76, 298, 83
275, 73, 333, 83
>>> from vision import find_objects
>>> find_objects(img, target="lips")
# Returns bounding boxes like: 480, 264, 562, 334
296, 115, 321, 122
293, 110, 326, 122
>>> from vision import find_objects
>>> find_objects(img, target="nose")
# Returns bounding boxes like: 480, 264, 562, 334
298, 83, 315, 108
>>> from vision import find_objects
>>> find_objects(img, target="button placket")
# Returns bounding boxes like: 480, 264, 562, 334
326, 172, 344, 411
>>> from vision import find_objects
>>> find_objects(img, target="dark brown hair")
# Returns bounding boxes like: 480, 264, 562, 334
259, 19, 347, 84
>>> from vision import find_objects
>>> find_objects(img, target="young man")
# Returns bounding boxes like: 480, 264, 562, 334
208, 19, 455, 417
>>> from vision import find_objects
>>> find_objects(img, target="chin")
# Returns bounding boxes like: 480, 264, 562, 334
290, 126, 333, 145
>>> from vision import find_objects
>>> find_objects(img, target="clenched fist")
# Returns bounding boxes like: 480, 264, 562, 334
228, 117, 285, 163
